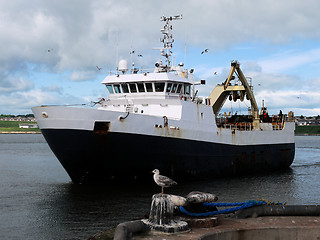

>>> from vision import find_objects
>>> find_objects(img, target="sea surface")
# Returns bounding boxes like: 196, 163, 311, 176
0, 134, 319, 240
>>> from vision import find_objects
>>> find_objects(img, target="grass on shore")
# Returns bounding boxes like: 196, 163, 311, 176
0, 120, 41, 133
295, 125, 320, 135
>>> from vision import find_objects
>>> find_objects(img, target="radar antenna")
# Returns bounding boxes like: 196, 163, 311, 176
159, 14, 182, 71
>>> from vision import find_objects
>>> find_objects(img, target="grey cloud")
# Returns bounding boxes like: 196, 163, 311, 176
69, 70, 96, 81
2, 0, 320, 72
1, 0, 320, 115
0, 74, 34, 93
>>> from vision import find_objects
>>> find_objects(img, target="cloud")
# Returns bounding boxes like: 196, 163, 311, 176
0, 88, 90, 115
0, 75, 33, 93
2, 0, 320, 72
256, 90, 318, 108
69, 70, 96, 81
0, 89, 57, 114
1, 0, 320, 115
258, 48, 320, 73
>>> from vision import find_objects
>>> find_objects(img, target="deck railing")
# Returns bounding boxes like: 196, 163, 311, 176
216, 115, 286, 131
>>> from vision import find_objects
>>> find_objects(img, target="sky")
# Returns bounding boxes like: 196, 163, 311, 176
1, 0, 320, 116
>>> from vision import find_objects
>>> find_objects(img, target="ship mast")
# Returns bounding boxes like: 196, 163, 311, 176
159, 15, 182, 71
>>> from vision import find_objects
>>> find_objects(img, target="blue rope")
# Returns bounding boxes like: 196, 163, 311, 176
179, 200, 283, 217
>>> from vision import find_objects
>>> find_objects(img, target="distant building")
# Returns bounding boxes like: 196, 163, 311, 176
19, 124, 38, 129
295, 117, 320, 126
296, 121, 307, 126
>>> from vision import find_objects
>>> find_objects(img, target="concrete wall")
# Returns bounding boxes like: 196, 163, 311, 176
201, 228, 320, 240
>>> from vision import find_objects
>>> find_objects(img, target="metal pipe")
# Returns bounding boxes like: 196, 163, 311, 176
233, 205, 320, 219
113, 220, 150, 240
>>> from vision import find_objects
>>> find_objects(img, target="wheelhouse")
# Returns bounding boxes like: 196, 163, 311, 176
101, 72, 193, 100
105, 82, 191, 95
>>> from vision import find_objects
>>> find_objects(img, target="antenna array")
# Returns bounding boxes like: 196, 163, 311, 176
159, 14, 182, 68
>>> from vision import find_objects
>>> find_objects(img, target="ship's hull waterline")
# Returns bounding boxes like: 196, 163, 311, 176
41, 128, 295, 184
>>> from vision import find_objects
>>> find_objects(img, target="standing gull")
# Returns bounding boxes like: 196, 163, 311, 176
152, 169, 177, 194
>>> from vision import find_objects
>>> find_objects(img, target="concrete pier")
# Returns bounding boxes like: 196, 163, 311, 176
91, 203, 320, 240
133, 216, 320, 240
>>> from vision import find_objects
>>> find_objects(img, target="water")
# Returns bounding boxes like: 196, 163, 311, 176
0, 134, 319, 240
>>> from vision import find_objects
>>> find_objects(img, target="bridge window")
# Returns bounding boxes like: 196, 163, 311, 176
185, 84, 191, 95
166, 82, 172, 92
176, 84, 182, 94
121, 83, 129, 93
129, 83, 137, 93
145, 83, 153, 92
114, 84, 121, 93
137, 83, 145, 92
155, 83, 165, 92
106, 85, 114, 94
171, 83, 178, 93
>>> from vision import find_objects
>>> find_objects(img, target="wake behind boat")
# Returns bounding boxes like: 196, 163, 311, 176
32, 15, 295, 184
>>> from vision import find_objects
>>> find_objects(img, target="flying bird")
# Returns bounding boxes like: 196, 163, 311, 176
138, 54, 143, 57
130, 50, 135, 54
96, 66, 102, 71
152, 169, 177, 194
201, 48, 209, 54
47, 49, 53, 52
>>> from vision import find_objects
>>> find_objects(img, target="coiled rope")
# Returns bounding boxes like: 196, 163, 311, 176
179, 199, 284, 217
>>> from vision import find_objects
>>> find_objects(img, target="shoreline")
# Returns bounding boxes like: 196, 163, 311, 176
295, 134, 320, 136
0, 131, 319, 136
0, 131, 41, 134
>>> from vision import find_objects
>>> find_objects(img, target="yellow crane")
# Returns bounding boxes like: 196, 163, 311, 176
208, 61, 260, 129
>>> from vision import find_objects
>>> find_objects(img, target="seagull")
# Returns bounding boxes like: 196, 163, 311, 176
96, 66, 102, 71
47, 49, 53, 52
152, 169, 177, 194
137, 54, 143, 57
201, 48, 209, 54
130, 50, 135, 54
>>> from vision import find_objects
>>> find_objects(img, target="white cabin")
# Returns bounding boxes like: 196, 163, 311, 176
101, 71, 193, 100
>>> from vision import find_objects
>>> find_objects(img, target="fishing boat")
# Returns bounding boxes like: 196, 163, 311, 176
32, 15, 295, 184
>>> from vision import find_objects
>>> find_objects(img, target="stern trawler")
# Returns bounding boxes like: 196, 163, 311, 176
32, 15, 295, 184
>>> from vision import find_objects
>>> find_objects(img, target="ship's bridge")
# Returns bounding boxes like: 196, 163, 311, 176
101, 72, 193, 100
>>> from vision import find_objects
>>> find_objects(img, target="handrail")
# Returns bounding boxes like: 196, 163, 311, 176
216, 118, 286, 131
